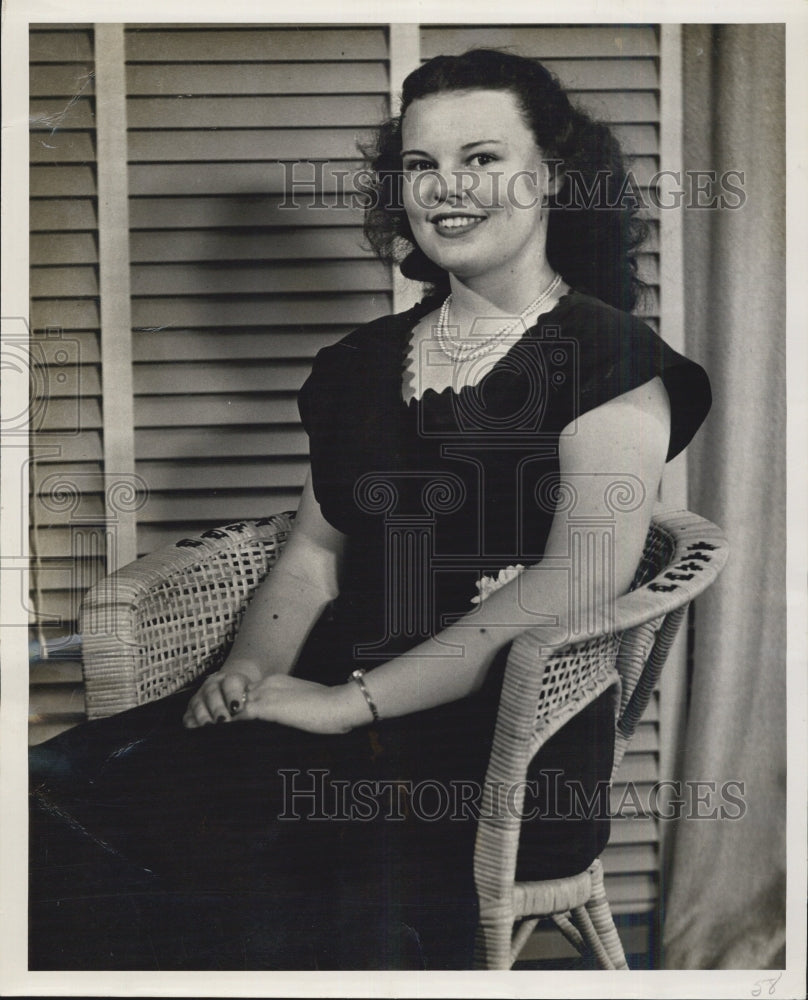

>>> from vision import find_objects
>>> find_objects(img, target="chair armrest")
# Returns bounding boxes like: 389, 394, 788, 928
79, 513, 295, 719
494, 510, 728, 759
474, 510, 729, 903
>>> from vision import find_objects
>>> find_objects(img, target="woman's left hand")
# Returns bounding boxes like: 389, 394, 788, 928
235, 674, 367, 734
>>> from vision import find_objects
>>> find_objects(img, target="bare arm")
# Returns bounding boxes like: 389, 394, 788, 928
183, 472, 346, 726
223, 473, 345, 680
237, 377, 671, 733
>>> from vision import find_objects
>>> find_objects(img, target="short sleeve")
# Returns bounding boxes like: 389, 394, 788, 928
295, 316, 411, 532
569, 296, 712, 462
296, 341, 350, 520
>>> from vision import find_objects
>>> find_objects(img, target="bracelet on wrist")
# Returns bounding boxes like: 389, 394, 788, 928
348, 668, 380, 724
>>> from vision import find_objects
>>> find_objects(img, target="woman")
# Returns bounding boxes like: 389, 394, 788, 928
29, 49, 711, 970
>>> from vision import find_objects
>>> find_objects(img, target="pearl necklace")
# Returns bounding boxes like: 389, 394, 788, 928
435, 273, 563, 363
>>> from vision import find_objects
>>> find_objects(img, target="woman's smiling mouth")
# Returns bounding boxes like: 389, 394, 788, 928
431, 214, 486, 237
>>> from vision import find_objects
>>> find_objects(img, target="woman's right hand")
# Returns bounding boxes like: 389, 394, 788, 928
183, 668, 258, 728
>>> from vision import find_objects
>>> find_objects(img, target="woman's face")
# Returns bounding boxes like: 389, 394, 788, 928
400, 89, 554, 289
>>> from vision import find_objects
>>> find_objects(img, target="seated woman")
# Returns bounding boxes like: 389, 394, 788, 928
29, 48, 711, 970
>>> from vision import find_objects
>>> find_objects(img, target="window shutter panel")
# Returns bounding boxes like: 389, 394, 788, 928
124, 25, 392, 551
29, 24, 100, 743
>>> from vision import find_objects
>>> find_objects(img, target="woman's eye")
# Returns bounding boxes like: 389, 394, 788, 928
403, 160, 435, 173
469, 152, 498, 167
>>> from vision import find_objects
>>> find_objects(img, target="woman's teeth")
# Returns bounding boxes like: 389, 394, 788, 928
436, 216, 482, 230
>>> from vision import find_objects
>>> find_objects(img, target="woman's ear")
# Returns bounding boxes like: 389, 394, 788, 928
543, 158, 566, 197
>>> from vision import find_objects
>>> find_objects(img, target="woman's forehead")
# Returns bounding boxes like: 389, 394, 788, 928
401, 89, 530, 144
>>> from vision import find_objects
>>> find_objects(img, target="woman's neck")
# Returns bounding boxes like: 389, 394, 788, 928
447, 262, 561, 333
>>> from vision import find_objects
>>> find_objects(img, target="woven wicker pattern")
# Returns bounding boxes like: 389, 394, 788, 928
78, 507, 728, 970
473, 510, 729, 969
80, 513, 295, 718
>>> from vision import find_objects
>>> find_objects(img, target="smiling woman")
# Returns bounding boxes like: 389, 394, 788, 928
29, 47, 711, 971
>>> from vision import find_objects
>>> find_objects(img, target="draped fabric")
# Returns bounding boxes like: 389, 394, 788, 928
662, 24, 787, 969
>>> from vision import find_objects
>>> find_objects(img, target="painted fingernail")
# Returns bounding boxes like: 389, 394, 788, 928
229, 699, 241, 714
216, 715, 226, 724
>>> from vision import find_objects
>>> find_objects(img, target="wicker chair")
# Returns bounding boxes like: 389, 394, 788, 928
79, 508, 728, 969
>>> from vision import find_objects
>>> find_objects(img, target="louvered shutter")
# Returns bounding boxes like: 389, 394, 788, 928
420, 24, 664, 940
29, 24, 99, 743
125, 25, 392, 551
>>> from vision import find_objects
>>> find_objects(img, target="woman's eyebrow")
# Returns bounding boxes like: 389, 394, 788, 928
400, 140, 505, 158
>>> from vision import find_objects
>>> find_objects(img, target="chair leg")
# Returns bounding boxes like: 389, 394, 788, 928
570, 904, 617, 969
579, 860, 629, 970
473, 918, 513, 970
510, 917, 540, 964
552, 912, 585, 954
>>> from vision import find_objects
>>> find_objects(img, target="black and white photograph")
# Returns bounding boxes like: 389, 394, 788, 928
1, 2, 805, 996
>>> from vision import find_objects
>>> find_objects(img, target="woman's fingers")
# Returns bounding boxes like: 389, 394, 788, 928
183, 671, 254, 727
184, 691, 214, 728
202, 677, 232, 724
220, 673, 250, 718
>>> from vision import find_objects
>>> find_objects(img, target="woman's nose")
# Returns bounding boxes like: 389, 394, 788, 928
417, 167, 470, 206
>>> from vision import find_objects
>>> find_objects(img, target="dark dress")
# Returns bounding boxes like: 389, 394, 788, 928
29, 290, 711, 970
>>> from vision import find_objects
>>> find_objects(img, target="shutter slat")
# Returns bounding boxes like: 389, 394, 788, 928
135, 458, 309, 491
29, 28, 94, 62
30, 659, 84, 684
128, 128, 377, 162
133, 329, 349, 362
421, 25, 659, 59
134, 361, 311, 395
130, 228, 369, 263
600, 843, 657, 873
40, 398, 101, 430
31, 198, 98, 231
29, 684, 86, 716
30, 97, 95, 130
30, 232, 98, 264
131, 260, 389, 296
30, 132, 96, 163
126, 61, 388, 95
607, 817, 659, 845
134, 395, 300, 427
137, 492, 303, 523
33, 431, 103, 461
28, 364, 100, 397
602, 873, 657, 909
125, 27, 389, 63
32, 266, 99, 297
31, 165, 97, 197
571, 91, 659, 124
613, 753, 657, 783
127, 95, 388, 129
541, 57, 659, 90
130, 294, 390, 329
33, 494, 105, 524
129, 197, 365, 230
128, 160, 368, 197
135, 426, 309, 459
31, 300, 99, 330
611, 124, 659, 155
30, 63, 96, 97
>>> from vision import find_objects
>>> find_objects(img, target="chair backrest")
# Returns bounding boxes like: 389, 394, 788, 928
473, 510, 729, 906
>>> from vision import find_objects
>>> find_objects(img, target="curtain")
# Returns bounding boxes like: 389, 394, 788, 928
662, 24, 787, 969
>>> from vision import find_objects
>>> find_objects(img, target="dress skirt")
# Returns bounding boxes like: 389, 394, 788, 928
29, 603, 614, 971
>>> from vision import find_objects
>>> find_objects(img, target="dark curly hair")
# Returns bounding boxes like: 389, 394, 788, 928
362, 48, 649, 312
